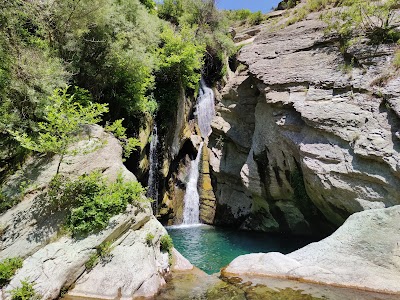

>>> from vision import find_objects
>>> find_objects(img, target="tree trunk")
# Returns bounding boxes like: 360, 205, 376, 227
56, 152, 64, 175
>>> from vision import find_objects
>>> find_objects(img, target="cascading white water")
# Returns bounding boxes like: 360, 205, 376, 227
196, 78, 216, 138
182, 142, 204, 225
147, 124, 159, 214
180, 78, 215, 225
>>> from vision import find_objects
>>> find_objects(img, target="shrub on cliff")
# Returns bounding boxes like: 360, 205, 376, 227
248, 11, 264, 26
0, 258, 23, 287
157, 25, 205, 91
160, 234, 173, 254
277, 0, 301, 10
47, 171, 148, 236
9, 280, 39, 300
325, 0, 400, 46
285, 0, 342, 25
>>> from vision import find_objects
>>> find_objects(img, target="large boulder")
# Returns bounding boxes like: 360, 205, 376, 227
0, 125, 170, 299
223, 206, 400, 294
66, 218, 169, 300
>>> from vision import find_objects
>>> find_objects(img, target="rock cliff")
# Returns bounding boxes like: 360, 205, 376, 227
209, 11, 400, 235
0, 125, 170, 299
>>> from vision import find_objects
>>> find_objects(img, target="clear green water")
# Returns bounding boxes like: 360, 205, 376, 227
167, 225, 317, 274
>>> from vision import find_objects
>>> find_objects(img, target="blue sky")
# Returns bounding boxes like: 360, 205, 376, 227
216, 0, 282, 13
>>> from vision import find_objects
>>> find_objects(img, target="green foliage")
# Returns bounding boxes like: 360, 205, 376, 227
324, 0, 400, 46
157, 0, 184, 24
393, 50, 400, 69
279, 0, 301, 9
146, 233, 155, 246
0, 0, 236, 183
0, 0, 68, 177
105, 119, 141, 159
222, 9, 267, 27
47, 171, 148, 236
105, 119, 129, 140
160, 234, 173, 253
0, 258, 23, 287
223, 9, 253, 22
85, 253, 99, 270
248, 11, 264, 26
9, 280, 38, 300
47, 172, 104, 208
0, 192, 19, 215
139, 0, 156, 13
54, 172, 148, 236
155, 0, 235, 129
123, 138, 142, 159
85, 241, 112, 269
285, 0, 341, 26
44, 0, 162, 130
10, 87, 108, 174
158, 25, 205, 90
158, 0, 235, 81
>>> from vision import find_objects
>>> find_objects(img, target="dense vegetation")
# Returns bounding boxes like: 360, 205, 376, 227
222, 9, 265, 26
285, 0, 400, 47
10, 280, 39, 300
0, 0, 235, 181
0, 258, 23, 287
324, 0, 400, 46
48, 171, 147, 236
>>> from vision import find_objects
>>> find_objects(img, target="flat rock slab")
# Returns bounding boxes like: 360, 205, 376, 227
2, 210, 149, 300
66, 217, 169, 300
224, 206, 400, 294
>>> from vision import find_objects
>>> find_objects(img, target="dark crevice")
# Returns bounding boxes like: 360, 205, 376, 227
253, 148, 290, 233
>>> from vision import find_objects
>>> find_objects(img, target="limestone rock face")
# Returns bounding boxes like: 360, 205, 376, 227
66, 217, 169, 300
0, 125, 170, 300
209, 12, 400, 234
223, 206, 400, 294
199, 144, 217, 224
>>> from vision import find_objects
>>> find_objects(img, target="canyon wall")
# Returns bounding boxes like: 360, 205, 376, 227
208, 14, 400, 235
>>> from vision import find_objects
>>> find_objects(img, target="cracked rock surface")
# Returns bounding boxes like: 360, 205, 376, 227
209, 12, 400, 234
0, 125, 169, 300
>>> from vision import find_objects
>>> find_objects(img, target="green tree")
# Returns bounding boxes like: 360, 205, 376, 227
158, 25, 205, 90
0, 0, 68, 178
10, 87, 108, 174
41, 0, 161, 132
139, 0, 156, 13
157, 0, 184, 24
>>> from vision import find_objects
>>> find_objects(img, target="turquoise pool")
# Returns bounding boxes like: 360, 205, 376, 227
166, 224, 317, 274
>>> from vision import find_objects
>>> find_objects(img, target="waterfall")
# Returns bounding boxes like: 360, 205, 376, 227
196, 78, 215, 138
147, 124, 159, 214
180, 78, 215, 225
182, 142, 204, 225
